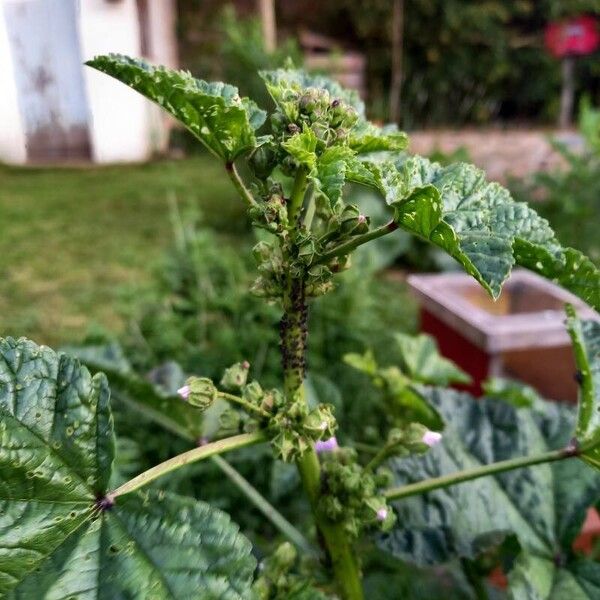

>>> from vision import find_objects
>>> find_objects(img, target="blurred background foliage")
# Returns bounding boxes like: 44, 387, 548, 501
177, 0, 600, 127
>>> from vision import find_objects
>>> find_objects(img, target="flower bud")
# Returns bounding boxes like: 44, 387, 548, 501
243, 380, 264, 405
422, 430, 443, 447
248, 144, 276, 179
315, 436, 339, 453
220, 362, 250, 390
177, 385, 190, 400
185, 377, 217, 411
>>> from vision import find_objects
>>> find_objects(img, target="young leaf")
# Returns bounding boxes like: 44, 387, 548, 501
565, 307, 600, 469
349, 121, 409, 154
350, 155, 600, 308
0, 338, 256, 597
394, 332, 471, 386
380, 388, 600, 567
86, 54, 266, 161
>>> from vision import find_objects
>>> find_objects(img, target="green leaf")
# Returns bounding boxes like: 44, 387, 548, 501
86, 54, 266, 161
565, 307, 600, 469
349, 122, 409, 154
380, 387, 600, 567
314, 146, 355, 205
8, 490, 256, 600
63, 341, 204, 442
509, 552, 600, 600
482, 377, 541, 408
0, 337, 256, 598
394, 332, 471, 385
352, 155, 600, 308
282, 125, 318, 171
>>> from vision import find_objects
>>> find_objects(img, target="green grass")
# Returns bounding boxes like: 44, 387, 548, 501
0, 156, 247, 346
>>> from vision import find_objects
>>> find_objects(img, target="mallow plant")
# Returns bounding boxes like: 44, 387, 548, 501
2, 55, 600, 599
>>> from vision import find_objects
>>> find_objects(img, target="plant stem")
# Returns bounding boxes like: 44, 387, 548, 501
365, 446, 391, 472
384, 447, 574, 501
110, 432, 265, 498
225, 162, 257, 208
288, 168, 308, 225
218, 391, 270, 418
281, 280, 364, 600
111, 392, 310, 553
211, 454, 317, 557
317, 221, 399, 264
302, 189, 316, 230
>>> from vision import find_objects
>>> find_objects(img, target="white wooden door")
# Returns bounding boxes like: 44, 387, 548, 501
3, 0, 91, 161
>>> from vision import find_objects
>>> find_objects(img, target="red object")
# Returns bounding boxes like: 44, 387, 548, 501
420, 309, 489, 396
545, 15, 600, 57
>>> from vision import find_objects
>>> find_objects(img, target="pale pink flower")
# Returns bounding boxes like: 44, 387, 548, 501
357, 214, 367, 224
422, 430, 442, 447
177, 385, 190, 400
315, 437, 338, 453
376, 508, 388, 522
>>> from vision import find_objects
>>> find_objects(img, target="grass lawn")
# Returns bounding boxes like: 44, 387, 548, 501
0, 155, 247, 346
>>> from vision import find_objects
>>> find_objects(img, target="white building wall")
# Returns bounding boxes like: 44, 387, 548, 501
0, 0, 177, 165
0, 8, 26, 164
79, 0, 151, 163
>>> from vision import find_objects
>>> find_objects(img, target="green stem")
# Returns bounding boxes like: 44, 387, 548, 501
210, 454, 317, 557
225, 162, 257, 208
317, 221, 399, 264
112, 392, 310, 553
218, 391, 270, 418
302, 189, 316, 230
288, 168, 308, 225
281, 282, 364, 600
365, 446, 391, 472
110, 432, 265, 498
384, 447, 573, 501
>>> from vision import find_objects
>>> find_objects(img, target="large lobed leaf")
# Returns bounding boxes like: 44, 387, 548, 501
0, 337, 255, 598
347, 155, 600, 308
380, 387, 600, 599
566, 308, 600, 470
86, 54, 266, 161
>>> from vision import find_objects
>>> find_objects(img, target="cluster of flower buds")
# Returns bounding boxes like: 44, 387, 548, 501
317, 448, 396, 537
290, 87, 359, 149
268, 400, 337, 462
250, 240, 287, 299
249, 188, 289, 234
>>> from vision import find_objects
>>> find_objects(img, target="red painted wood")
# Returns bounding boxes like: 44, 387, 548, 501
420, 309, 489, 395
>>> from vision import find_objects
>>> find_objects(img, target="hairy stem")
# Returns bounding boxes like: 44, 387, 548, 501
317, 221, 399, 264
225, 162, 257, 208
211, 454, 317, 557
281, 279, 364, 600
384, 447, 575, 501
110, 432, 265, 498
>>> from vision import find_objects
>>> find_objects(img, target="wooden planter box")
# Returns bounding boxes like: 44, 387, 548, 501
408, 270, 599, 401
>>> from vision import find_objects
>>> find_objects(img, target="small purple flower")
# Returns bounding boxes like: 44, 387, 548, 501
376, 508, 388, 522
315, 436, 338, 453
177, 385, 190, 400
357, 214, 367, 224
422, 430, 442, 447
